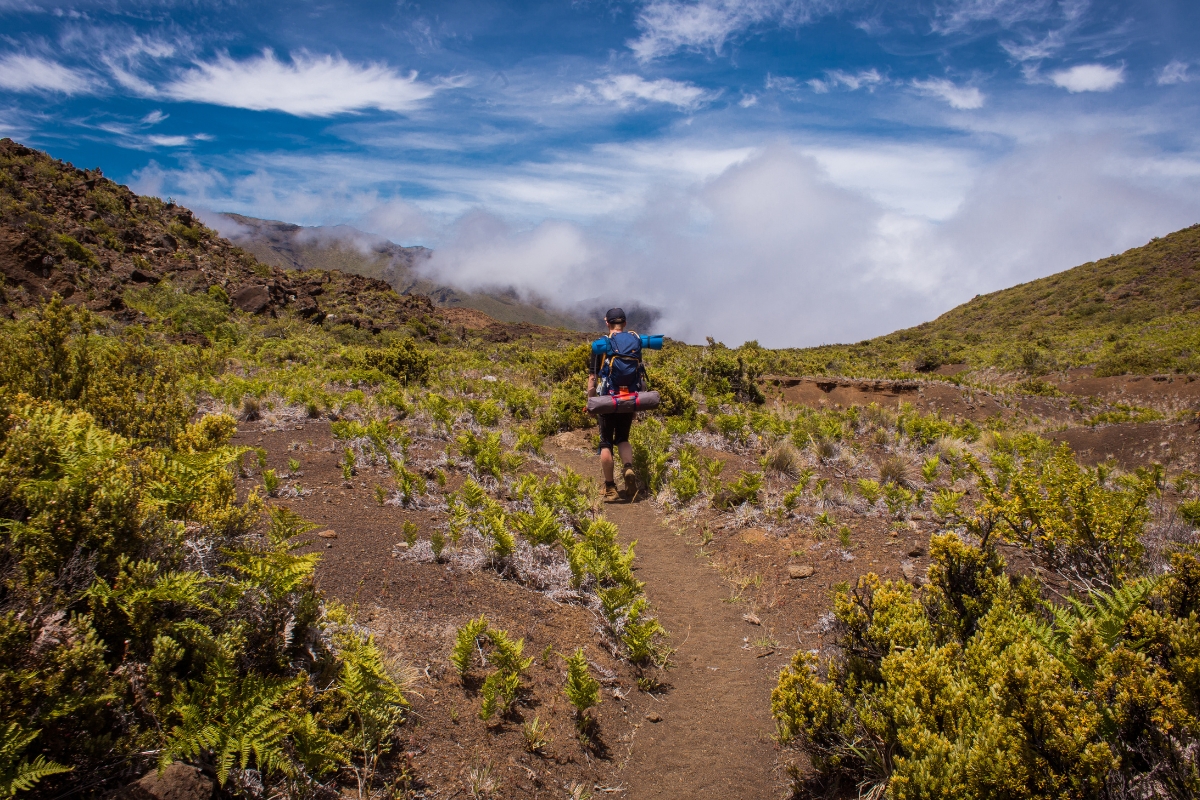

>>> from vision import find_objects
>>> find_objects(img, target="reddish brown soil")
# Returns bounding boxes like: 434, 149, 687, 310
549, 431, 969, 800
1054, 369, 1200, 407
232, 421, 642, 798
225, 368, 1200, 799
1050, 419, 1200, 470
552, 438, 787, 799
764, 375, 1013, 423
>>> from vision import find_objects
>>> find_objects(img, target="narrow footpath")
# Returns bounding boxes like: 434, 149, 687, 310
550, 443, 784, 800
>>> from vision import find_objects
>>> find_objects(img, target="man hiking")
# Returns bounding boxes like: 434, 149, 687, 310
587, 307, 663, 501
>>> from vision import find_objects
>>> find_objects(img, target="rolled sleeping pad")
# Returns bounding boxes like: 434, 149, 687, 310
639, 334, 664, 350
591, 334, 665, 354
586, 391, 661, 415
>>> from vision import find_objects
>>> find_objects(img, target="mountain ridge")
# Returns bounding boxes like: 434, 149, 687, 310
763, 222, 1200, 377
219, 213, 600, 332
0, 138, 587, 347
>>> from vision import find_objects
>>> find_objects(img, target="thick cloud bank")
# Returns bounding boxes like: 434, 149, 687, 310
418, 137, 1200, 346
144, 134, 1200, 348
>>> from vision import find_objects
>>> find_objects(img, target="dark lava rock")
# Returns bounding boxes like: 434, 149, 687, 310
232, 284, 271, 313
115, 763, 214, 800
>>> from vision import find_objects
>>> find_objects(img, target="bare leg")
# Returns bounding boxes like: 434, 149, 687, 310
617, 441, 632, 469
600, 447, 615, 484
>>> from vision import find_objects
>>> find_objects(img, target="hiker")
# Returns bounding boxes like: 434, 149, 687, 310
587, 307, 662, 501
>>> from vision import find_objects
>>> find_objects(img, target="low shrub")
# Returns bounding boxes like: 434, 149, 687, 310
364, 339, 431, 385
773, 534, 1200, 799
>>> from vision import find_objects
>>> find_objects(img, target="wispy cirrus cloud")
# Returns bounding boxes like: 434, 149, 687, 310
930, 0, 1070, 35
0, 53, 96, 94
95, 113, 213, 150
628, 0, 848, 61
1158, 60, 1191, 85
808, 68, 884, 93
911, 77, 985, 109
1050, 63, 1123, 92
162, 50, 441, 116
578, 74, 716, 110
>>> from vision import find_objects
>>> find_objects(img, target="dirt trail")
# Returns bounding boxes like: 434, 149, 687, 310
550, 443, 784, 800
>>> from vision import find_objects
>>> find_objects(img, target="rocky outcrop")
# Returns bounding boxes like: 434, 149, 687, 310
115, 764, 214, 800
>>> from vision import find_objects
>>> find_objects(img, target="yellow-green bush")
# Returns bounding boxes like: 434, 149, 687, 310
773, 537, 1200, 798
0, 304, 411, 798
0, 300, 193, 443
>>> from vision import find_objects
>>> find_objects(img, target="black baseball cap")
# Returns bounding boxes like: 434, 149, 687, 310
604, 307, 626, 323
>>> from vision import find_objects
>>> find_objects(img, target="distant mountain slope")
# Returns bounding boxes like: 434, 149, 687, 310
0, 139, 586, 348
221, 214, 598, 332
772, 223, 1200, 377
0, 139, 443, 333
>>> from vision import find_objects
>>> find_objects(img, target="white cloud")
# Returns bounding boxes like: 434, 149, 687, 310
141, 109, 167, 125
0, 53, 95, 94
1158, 60, 1191, 86
85, 33, 180, 96
999, 30, 1065, 61
134, 132, 1200, 348
163, 50, 439, 116
931, 0, 1060, 34
911, 78, 984, 109
739, 93, 759, 107
413, 137, 1200, 347
145, 133, 212, 147
765, 73, 799, 92
628, 0, 845, 61
582, 74, 715, 110
808, 69, 884, 93
802, 143, 977, 220
1050, 63, 1123, 92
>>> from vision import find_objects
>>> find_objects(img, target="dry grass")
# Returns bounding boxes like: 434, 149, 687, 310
764, 441, 803, 478
878, 454, 912, 487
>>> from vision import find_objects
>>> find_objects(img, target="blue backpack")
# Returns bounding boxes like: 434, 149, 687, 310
598, 331, 644, 395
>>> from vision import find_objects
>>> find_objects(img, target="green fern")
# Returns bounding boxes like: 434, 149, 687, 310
451, 616, 489, 677
163, 673, 296, 785
1021, 576, 1161, 685
485, 628, 533, 675
510, 501, 561, 547
479, 670, 521, 721
0, 724, 72, 799
620, 597, 668, 665
336, 631, 408, 795
485, 513, 515, 558
563, 648, 601, 720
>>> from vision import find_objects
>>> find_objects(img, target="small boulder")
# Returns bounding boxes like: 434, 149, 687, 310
901, 561, 923, 585
317, 529, 338, 539
788, 564, 815, 579
743, 613, 762, 626
645, 712, 662, 723
231, 285, 271, 314
116, 763, 214, 800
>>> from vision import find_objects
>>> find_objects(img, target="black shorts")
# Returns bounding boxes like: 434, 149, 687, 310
597, 412, 634, 453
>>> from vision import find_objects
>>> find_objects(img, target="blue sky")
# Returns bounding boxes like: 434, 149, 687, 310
2, 0, 1199, 345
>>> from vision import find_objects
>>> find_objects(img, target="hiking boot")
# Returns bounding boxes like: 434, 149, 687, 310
603, 482, 619, 502
622, 464, 637, 499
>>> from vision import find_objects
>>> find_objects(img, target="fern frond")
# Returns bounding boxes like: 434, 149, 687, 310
451, 616, 489, 677
0, 724, 72, 800
563, 648, 600, 718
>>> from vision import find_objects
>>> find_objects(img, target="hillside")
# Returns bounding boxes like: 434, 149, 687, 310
0, 139, 587, 350
0, 139, 443, 333
222, 213, 598, 332
766, 223, 1200, 378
